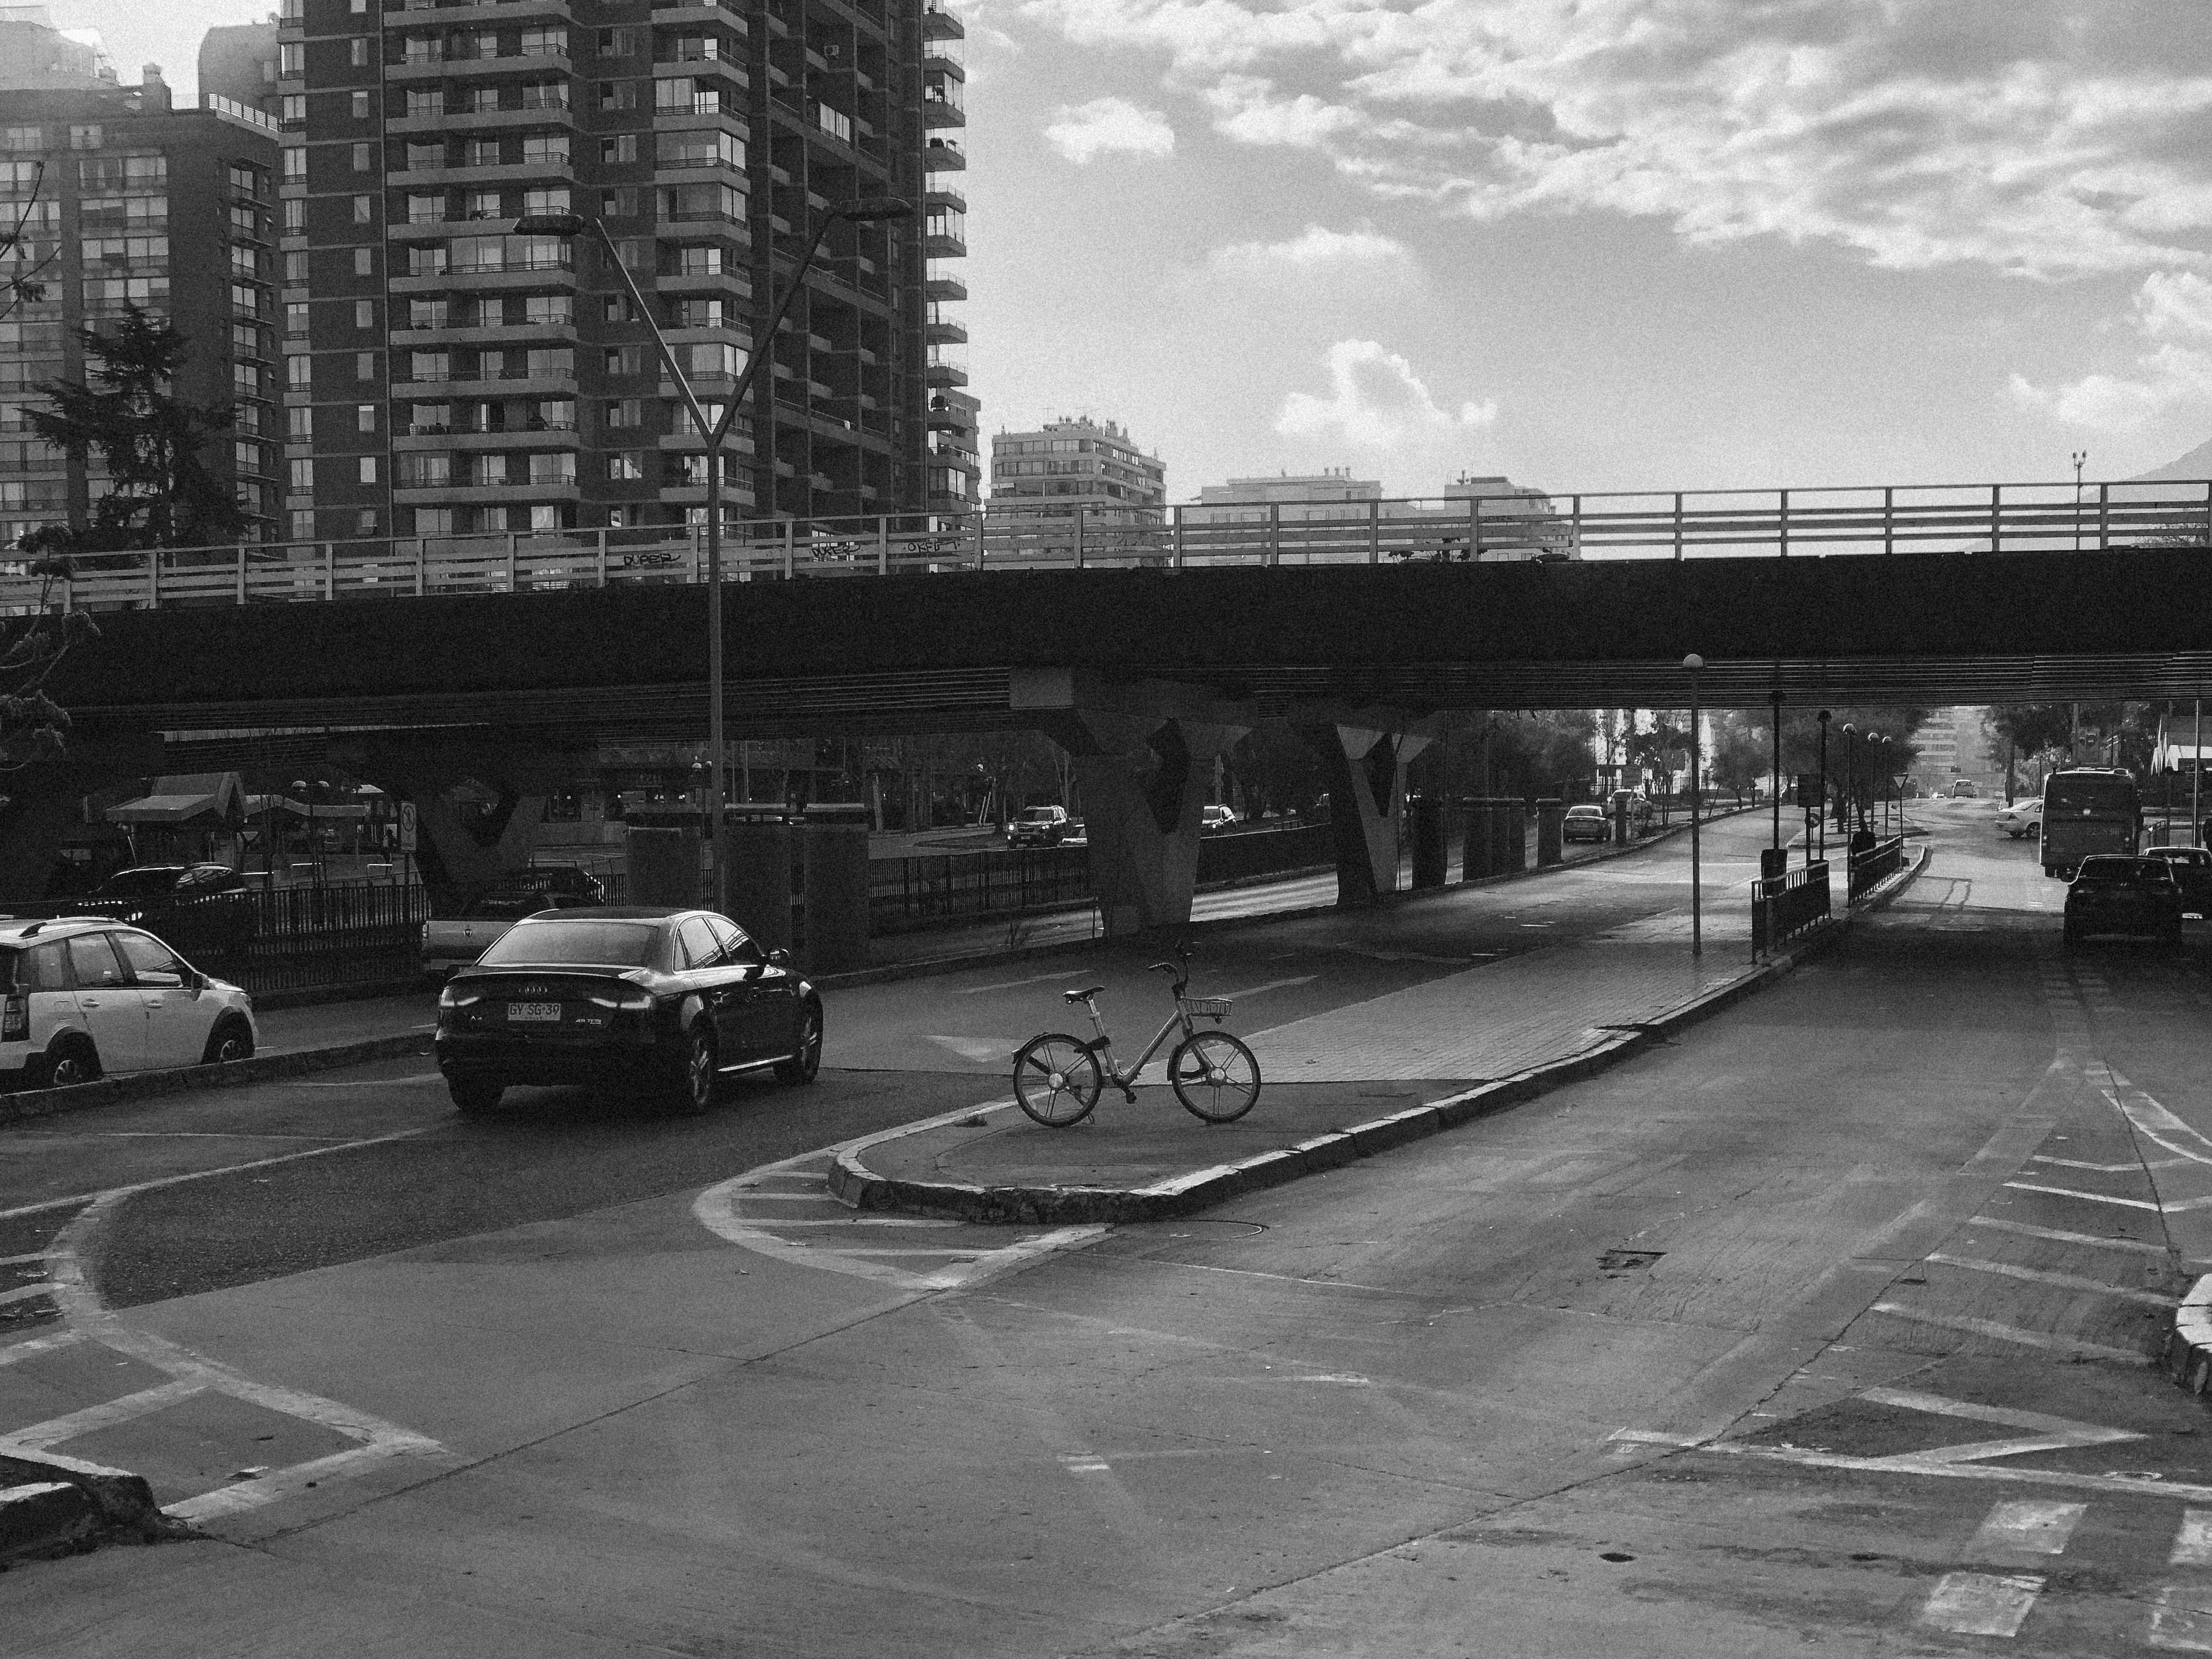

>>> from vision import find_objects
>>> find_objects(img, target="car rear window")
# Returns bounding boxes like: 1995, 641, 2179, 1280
2047, 775, 2137, 813
2075, 859, 2171, 886
476, 920, 660, 967
465, 895, 550, 921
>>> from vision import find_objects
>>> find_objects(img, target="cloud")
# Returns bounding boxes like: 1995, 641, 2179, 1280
2012, 271, 2212, 431
1209, 224, 1412, 274
1044, 96, 1176, 163
1276, 339, 1497, 450
1003, 0, 2212, 279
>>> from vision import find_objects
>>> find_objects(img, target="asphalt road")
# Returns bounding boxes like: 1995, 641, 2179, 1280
11, 802, 2212, 1657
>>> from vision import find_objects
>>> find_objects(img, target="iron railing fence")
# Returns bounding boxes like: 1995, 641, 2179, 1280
9, 478, 2208, 612
1751, 860, 1831, 956
1847, 836, 1907, 902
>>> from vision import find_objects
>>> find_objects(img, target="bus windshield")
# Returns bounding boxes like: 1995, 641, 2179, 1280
2045, 773, 2138, 815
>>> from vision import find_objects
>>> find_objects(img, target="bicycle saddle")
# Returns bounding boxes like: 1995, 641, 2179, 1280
1063, 985, 1105, 1002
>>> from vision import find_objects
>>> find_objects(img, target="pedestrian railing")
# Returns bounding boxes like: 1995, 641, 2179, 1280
7, 476, 2207, 613
1752, 860, 1831, 957
1847, 836, 1907, 902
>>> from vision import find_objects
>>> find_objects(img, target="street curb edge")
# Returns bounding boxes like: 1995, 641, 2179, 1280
0, 1032, 433, 1129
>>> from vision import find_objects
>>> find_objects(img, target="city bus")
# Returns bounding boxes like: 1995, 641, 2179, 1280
2041, 768, 2142, 880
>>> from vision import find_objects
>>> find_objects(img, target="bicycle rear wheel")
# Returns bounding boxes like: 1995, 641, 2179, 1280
1013, 1033, 1103, 1127
1169, 1031, 1260, 1123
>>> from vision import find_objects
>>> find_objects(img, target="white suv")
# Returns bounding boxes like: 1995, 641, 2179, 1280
1007, 806, 1071, 848
1, 917, 258, 1090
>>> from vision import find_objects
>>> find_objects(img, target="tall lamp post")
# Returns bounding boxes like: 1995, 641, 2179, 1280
1816, 709, 1830, 863
1841, 722, 1857, 838
2072, 449, 2088, 552
516, 197, 915, 914
1684, 654, 1705, 959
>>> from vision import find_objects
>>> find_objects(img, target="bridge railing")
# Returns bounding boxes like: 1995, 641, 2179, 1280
6, 479, 2208, 611
1751, 859, 1831, 956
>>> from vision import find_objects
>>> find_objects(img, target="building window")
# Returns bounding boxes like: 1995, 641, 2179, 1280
357, 403, 376, 433
288, 458, 313, 491
412, 507, 454, 536
407, 245, 446, 276
522, 187, 570, 218
290, 509, 315, 540
351, 141, 371, 172
409, 351, 448, 382
521, 133, 570, 166
521, 26, 567, 56
354, 247, 373, 276
283, 197, 305, 232
527, 347, 574, 379
464, 189, 501, 221
520, 81, 569, 111
358, 457, 378, 485
354, 300, 374, 330
522, 294, 572, 327
817, 103, 852, 145
406, 141, 442, 172
350, 38, 370, 68
604, 345, 643, 377
357, 509, 377, 534
357, 352, 376, 381
286, 355, 310, 388
597, 27, 641, 58
406, 90, 440, 119
283, 146, 306, 181
288, 406, 312, 438
607, 452, 645, 482
351, 90, 370, 120
600, 134, 637, 165
605, 398, 642, 427
285, 302, 309, 335
600, 186, 642, 219
599, 80, 637, 111
278, 42, 304, 77
407, 193, 445, 225
353, 195, 373, 225
284, 249, 308, 282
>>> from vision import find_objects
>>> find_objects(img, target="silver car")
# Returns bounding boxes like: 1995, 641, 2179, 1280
1, 916, 257, 1089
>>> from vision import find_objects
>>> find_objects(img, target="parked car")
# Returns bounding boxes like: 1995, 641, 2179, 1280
1605, 790, 1656, 834
0, 916, 257, 1090
1007, 806, 1071, 849
2063, 855, 2184, 948
93, 863, 247, 900
1200, 805, 1241, 834
1561, 803, 1609, 843
434, 906, 821, 1115
1949, 779, 1982, 798
1995, 799, 2043, 839
2143, 845, 2212, 917
420, 869, 609, 980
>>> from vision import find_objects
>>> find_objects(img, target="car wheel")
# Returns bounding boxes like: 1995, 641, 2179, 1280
200, 1017, 254, 1066
40, 1039, 99, 1090
673, 1023, 717, 1115
775, 1000, 823, 1086
449, 1075, 503, 1115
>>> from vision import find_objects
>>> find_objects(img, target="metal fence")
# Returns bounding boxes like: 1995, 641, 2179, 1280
868, 847, 1092, 931
10, 477, 2208, 613
1751, 860, 1832, 956
1847, 836, 1907, 902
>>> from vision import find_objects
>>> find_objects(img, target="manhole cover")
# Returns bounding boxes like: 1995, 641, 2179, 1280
1599, 1249, 1664, 1272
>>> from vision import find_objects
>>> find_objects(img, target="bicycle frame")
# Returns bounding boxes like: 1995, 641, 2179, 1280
1075, 999, 1194, 1096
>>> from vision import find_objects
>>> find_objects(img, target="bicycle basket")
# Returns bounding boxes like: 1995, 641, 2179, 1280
1184, 996, 1233, 1020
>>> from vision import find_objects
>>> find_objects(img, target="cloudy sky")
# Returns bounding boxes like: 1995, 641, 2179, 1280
70, 1, 2212, 501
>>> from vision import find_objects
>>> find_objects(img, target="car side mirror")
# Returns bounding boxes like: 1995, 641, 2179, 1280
139, 970, 183, 988
767, 948, 791, 969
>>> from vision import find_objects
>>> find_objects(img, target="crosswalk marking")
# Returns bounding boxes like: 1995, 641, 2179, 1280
2174, 1510, 2212, 1567
1923, 1250, 2176, 1305
1868, 1301, 2153, 1363
1920, 1572, 2044, 1637
1962, 1217, 2170, 1255
2152, 1587, 2212, 1653
1970, 1500, 2085, 1556
2001, 1179, 2164, 1211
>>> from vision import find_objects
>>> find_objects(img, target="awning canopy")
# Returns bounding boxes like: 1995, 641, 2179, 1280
105, 771, 245, 826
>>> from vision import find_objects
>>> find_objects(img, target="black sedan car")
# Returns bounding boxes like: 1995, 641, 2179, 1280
434, 906, 822, 1115
2063, 856, 2185, 948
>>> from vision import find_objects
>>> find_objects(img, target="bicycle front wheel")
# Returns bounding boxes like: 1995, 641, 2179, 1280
1170, 1031, 1261, 1123
1013, 1033, 1103, 1127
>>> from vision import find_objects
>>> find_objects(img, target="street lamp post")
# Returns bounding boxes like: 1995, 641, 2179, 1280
1684, 654, 1704, 958
516, 197, 914, 915
2073, 449, 2088, 552
1842, 722, 1857, 838
1816, 709, 1830, 863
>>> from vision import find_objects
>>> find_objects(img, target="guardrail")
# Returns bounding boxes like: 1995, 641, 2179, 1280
1752, 859, 1831, 956
1847, 835, 1907, 902
7, 477, 2206, 613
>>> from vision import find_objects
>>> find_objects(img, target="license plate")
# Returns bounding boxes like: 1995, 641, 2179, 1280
507, 1001, 562, 1023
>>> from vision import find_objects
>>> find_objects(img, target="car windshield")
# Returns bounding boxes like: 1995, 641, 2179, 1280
476, 920, 660, 967
2075, 859, 2171, 887
1567, 805, 1601, 816
1019, 809, 1058, 823
2047, 775, 2137, 814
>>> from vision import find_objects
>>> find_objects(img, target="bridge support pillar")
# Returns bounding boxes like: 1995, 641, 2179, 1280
1300, 723, 1435, 907
0, 735, 165, 903
1062, 713, 1247, 937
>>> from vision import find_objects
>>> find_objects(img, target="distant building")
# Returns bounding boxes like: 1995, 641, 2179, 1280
0, 4, 114, 91
196, 20, 279, 122
0, 58, 281, 551
988, 415, 1164, 552
1181, 468, 1578, 559
1184, 467, 1379, 524
1913, 708, 2002, 795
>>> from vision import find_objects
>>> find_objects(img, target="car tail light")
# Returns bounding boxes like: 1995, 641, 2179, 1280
2, 994, 26, 1043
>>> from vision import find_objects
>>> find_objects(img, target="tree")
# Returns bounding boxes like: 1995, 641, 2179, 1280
1, 555, 99, 771
0, 160, 57, 328
26, 305, 247, 552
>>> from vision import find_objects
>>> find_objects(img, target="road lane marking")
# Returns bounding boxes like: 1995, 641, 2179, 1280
2033, 1154, 2195, 1172
0, 1330, 79, 1367
1868, 1302, 2152, 1363
0, 1124, 440, 1225
2172, 1510, 2212, 1566
1923, 1251, 2176, 1305
0, 1251, 46, 1267
926, 1035, 1025, 1065
1969, 1500, 2085, 1556
959, 970, 1094, 994
1211, 976, 1317, 1000
0, 1377, 204, 1452
759, 1217, 964, 1228
2001, 1180, 2164, 1211
2152, 1587, 2212, 1652
1962, 1218, 2170, 1255
1855, 1389, 2143, 1444
0, 1281, 53, 1308
1920, 1573, 2044, 1638
1060, 1455, 1111, 1475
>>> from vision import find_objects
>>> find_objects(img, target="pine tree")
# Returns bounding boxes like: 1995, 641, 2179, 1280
25, 305, 246, 553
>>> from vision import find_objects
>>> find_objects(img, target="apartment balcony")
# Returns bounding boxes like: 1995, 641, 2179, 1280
923, 232, 966, 259
923, 5, 965, 40
392, 0, 569, 16
395, 370, 577, 399
395, 480, 582, 506
391, 263, 578, 295
925, 187, 967, 215
387, 50, 571, 82
394, 427, 578, 451
924, 274, 967, 303
922, 361, 967, 389
653, 0, 751, 22
921, 97, 964, 130
392, 323, 579, 348
924, 316, 966, 346
387, 156, 578, 188
389, 106, 576, 134
655, 267, 755, 301
925, 401, 975, 433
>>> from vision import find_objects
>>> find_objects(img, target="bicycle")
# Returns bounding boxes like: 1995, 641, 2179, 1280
1011, 946, 1262, 1128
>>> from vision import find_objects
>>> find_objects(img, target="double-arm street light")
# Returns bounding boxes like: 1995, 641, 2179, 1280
516, 196, 914, 914
1684, 653, 1704, 959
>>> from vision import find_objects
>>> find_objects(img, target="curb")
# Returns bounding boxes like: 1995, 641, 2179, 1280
2169, 1277, 2212, 1396
0, 1031, 433, 1128
825, 830, 1928, 1229
0, 1446, 183, 1554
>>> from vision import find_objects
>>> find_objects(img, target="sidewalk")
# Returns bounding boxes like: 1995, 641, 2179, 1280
831, 844, 1929, 1225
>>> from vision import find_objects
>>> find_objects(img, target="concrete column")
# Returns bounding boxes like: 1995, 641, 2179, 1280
1300, 724, 1433, 906
1410, 794, 1454, 888
801, 803, 870, 972
336, 733, 574, 914
1505, 799, 1528, 873
1067, 715, 1244, 935
1536, 798, 1565, 867
626, 825, 700, 907
724, 806, 793, 952
1459, 797, 1493, 881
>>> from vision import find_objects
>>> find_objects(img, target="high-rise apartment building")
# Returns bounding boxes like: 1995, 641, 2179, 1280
0, 3, 113, 91
0, 57, 281, 552
198, 21, 282, 122
987, 415, 1163, 552
1185, 467, 1380, 524
273, 0, 972, 547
